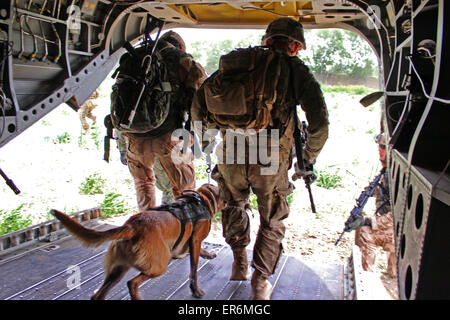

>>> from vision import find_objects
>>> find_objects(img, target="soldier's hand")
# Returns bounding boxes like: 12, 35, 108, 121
345, 216, 371, 232
120, 151, 128, 165
292, 161, 316, 184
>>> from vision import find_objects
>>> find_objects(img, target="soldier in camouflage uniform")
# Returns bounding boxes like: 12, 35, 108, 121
192, 18, 329, 299
355, 133, 397, 277
116, 131, 174, 205
79, 90, 99, 132
123, 31, 207, 211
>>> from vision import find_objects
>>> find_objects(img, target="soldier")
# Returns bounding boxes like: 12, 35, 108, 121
355, 133, 397, 278
79, 90, 99, 132
116, 131, 174, 205
122, 31, 207, 211
192, 18, 329, 299
124, 31, 206, 210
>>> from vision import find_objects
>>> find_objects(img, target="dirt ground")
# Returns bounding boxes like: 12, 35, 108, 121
0, 79, 398, 299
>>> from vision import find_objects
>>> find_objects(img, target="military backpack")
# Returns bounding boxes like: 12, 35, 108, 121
203, 46, 281, 131
110, 42, 173, 136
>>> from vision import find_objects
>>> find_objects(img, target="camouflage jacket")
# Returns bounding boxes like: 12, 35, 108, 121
191, 48, 329, 162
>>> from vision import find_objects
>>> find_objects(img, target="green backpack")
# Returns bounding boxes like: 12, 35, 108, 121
110, 42, 173, 136
203, 46, 281, 131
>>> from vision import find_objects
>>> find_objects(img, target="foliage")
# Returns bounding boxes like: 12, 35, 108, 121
189, 29, 376, 82
89, 125, 102, 149
78, 125, 102, 149
213, 211, 222, 222
0, 204, 33, 235
79, 172, 106, 195
287, 193, 294, 207
315, 168, 343, 190
302, 29, 377, 80
53, 131, 71, 144
190, 33, 264, 75
101, 192, 126, 217
322, 85, 373, 96
40, 119, 51, 126
249, 192, 258, 210
194, 156, 210, 180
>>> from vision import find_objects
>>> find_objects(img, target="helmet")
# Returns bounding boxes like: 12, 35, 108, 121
261, 17, 306, 49
160, 31, 186, 51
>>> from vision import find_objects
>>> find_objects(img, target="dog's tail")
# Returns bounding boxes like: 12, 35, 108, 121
51, 209, 134, 247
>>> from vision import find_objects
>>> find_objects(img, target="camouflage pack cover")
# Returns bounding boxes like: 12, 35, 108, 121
203, 46, 281, 130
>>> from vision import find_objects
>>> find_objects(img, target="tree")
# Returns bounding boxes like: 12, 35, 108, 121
189, 29, 376, 81
190, 33, 263, 75
301, 29, 376, 82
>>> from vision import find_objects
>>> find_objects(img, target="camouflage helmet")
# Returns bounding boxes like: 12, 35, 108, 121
261, 17, 306, 49
160, 31, 186, 51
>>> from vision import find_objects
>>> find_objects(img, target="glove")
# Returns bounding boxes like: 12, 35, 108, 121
292, 160, 316, 184
119, 151, 128, 165
345, 215, 372, 232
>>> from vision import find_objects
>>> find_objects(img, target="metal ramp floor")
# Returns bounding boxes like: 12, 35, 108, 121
0, 224, 343, 300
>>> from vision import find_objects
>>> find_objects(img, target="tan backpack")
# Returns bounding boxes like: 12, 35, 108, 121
203, 46, 281, 130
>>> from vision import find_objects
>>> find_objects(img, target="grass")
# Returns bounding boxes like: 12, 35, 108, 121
248, 190, 294, 212
315, 168, 343, 190
194, 155, 212, 180
249, 192, 258, 210
101, 192, 127, 217
53, 131, 71, 144
89, 125, 102, 149
213, 211, 222, 222
79, 172, 106, 195
322, 85, 373, 96
0, 204, 33, 235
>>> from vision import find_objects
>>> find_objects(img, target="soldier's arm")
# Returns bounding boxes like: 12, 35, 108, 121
191, 83, 208, 144
179, 54, 208, 91
293, 59, 329, 162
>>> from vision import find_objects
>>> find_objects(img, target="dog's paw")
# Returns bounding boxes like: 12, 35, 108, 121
192, 287, 205, 298
200, 248, 216, 260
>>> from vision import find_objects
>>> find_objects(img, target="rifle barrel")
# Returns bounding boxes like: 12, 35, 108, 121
306, 183, 316, 213
0, 168, 20, 195
335, 231, 345, 246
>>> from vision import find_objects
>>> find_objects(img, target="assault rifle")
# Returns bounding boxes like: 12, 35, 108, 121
293, 116, 317, 213
335, 167, 387, 246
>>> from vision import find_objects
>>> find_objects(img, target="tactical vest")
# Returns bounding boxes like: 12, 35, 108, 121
149, 191, 211, 250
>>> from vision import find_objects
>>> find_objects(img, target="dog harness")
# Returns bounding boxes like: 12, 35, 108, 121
148, 190, 211, 251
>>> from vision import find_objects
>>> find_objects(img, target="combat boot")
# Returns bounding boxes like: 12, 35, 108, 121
250, 270, 273, 300
230, 247, 251, 280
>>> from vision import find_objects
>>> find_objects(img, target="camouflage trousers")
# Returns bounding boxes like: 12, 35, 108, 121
355, 212, 397, 277
79, 100, 97, 131
125, 132, 195, 211
212, 147, 293, 277
154, 157, 174, 205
